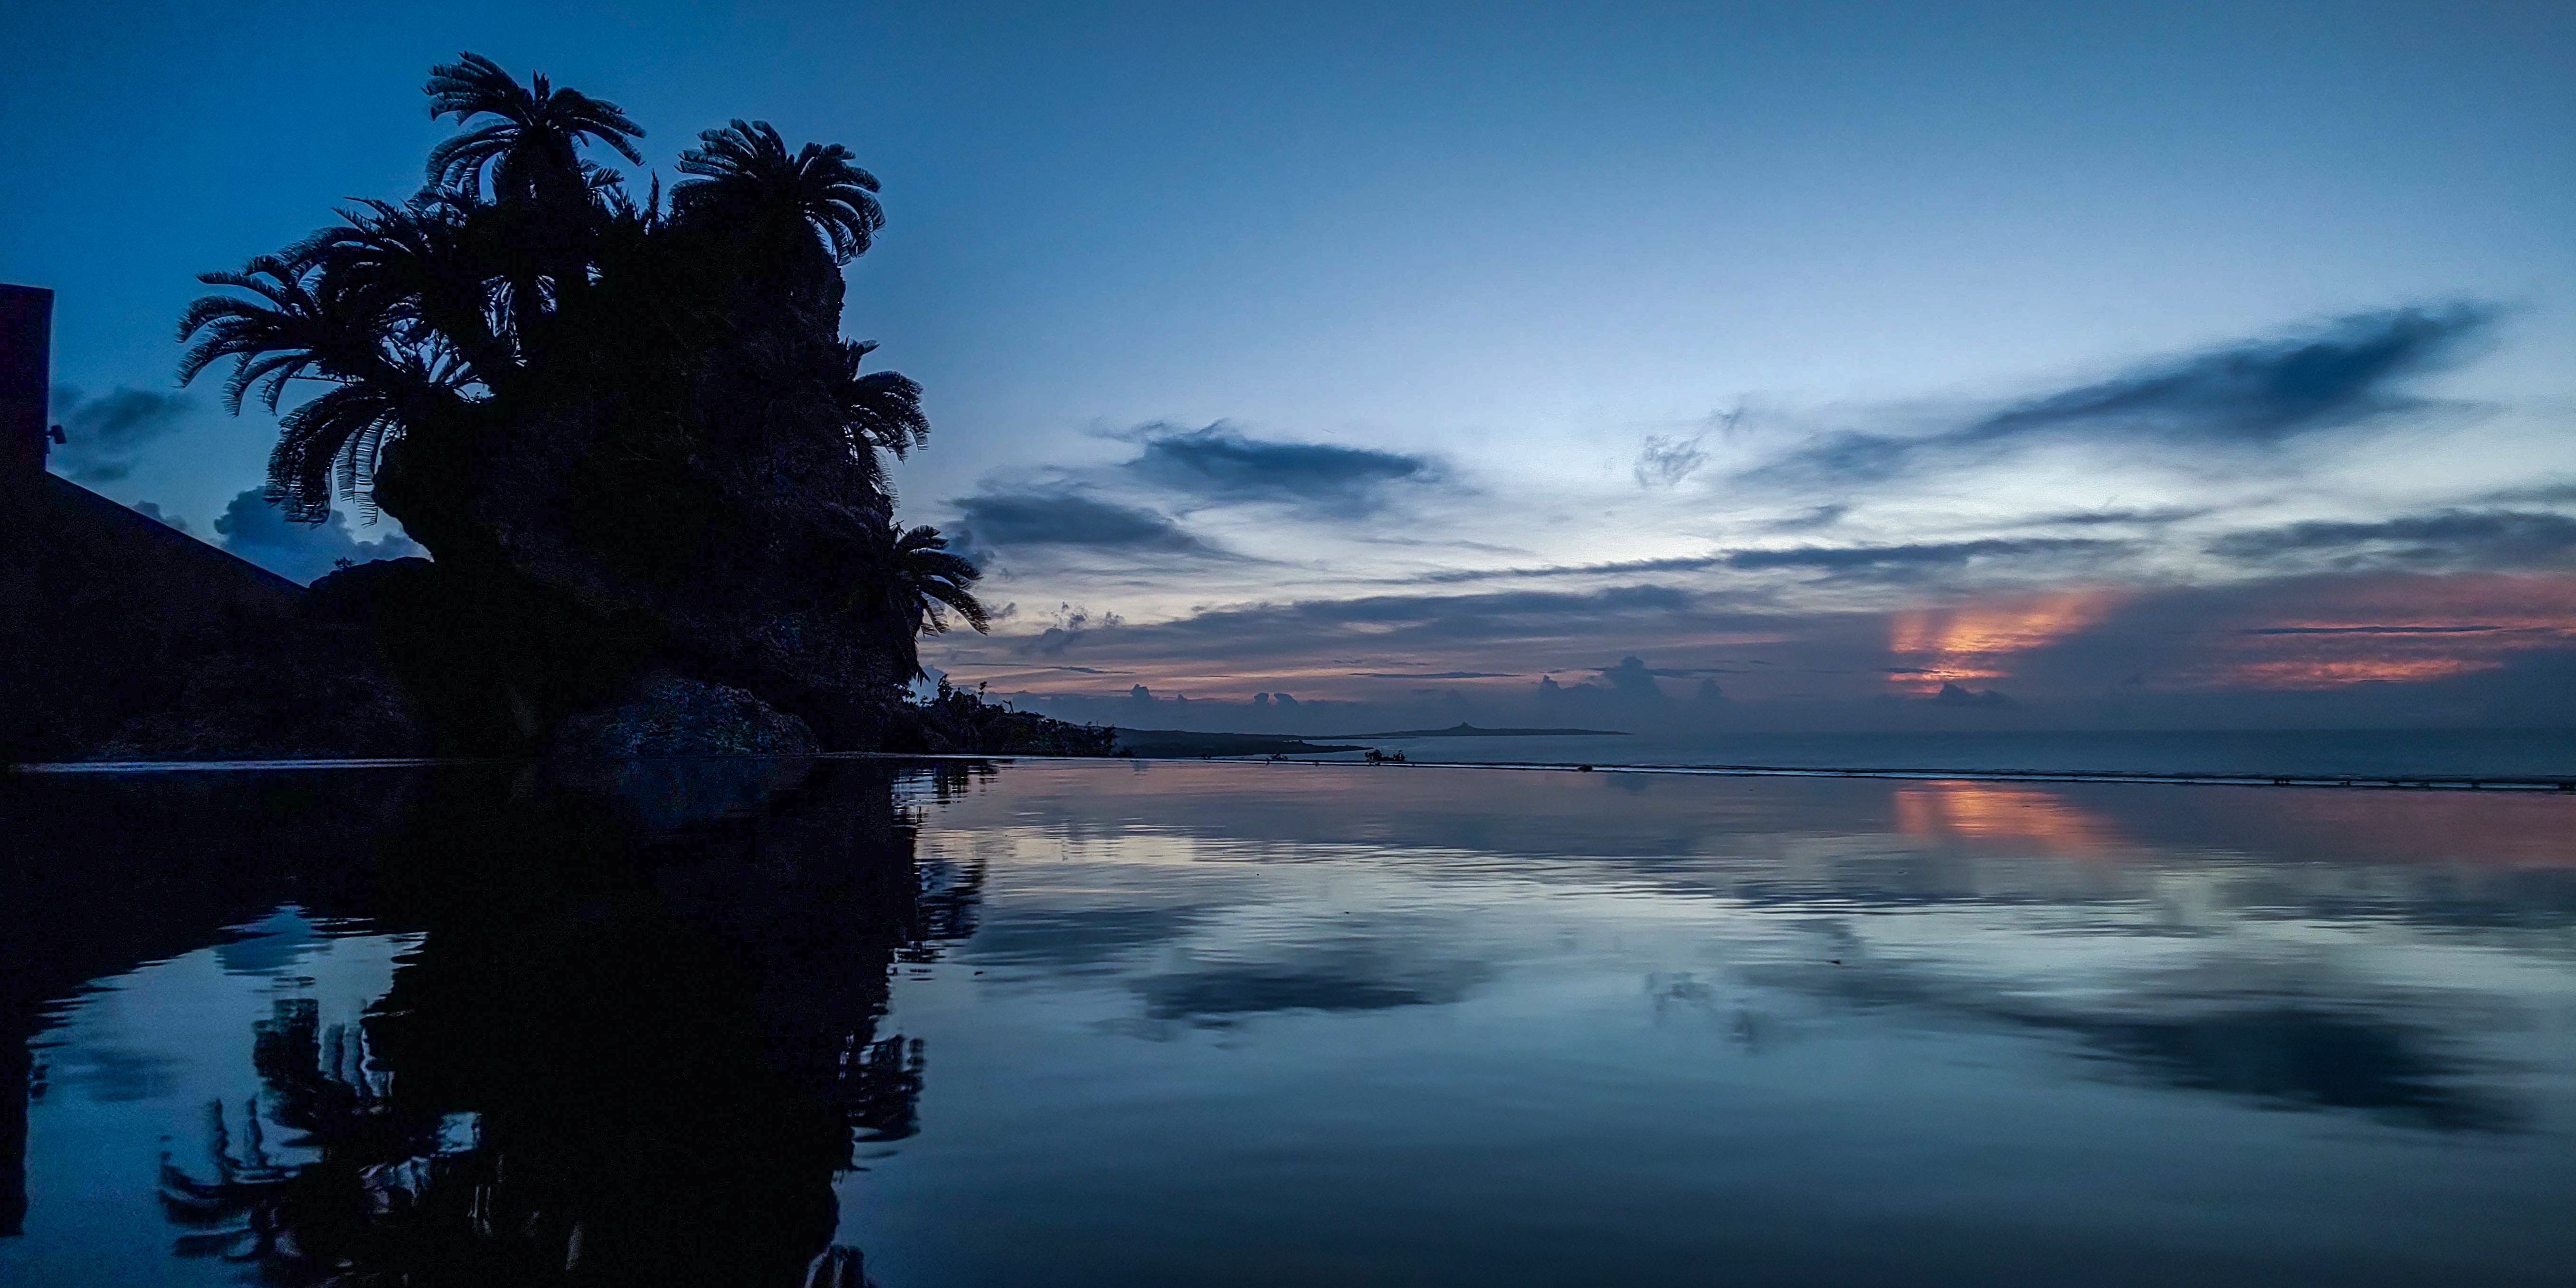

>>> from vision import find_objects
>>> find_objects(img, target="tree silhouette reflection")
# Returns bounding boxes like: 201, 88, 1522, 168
151, 759, 959, 1286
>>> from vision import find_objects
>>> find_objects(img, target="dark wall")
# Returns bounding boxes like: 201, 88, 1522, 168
0, 284, 49, 477
0, 287, 422, 761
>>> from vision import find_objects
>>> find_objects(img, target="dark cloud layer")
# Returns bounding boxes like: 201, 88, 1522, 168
1723, 536, 2123, 574
49, 384, 192, 484
1754, 303, 2496, 485
951, 489, 1222, 559
1977, 304, 2492, 442
2209, 510, 2576, 572
1414, 537, 2122, 587
1124, 422, 1442, 515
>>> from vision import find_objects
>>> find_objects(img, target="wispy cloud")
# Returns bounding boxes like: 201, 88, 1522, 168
1633, 432, 1710, 488
2208, 510, 2576, 573
1724, 537, 2126, 576
2015, 505, 2213, 528
1765, 504, 1849, 531
1121, 421, 1447, 515
1748, 303, 2499, 486
950, 488, 1226, 560
49, 383, 193, 484
1406, 537, 2126, 587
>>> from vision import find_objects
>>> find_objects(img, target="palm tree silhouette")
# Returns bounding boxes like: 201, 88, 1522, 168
890, 523, 989, 638
176, 254, 472, 521
424, 52, 645, 209
846, 523, 989, 678
674, 120, 884, 265
292, 194, 516, 387
174, 52, 1005, 746
836, 340, 928, 463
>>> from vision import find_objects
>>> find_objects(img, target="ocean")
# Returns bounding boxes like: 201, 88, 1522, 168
5, 756, 2573, 1285
1303, 726, 2576, 782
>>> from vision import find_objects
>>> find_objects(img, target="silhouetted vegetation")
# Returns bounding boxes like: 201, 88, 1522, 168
887, 678, 1120, 756
177, 53, 1082, 755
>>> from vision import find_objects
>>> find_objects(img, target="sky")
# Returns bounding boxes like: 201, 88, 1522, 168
4, 0, 2571, 731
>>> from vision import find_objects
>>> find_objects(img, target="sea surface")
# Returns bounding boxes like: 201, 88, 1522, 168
1302, 726, 2576, 781
3, 757, 2574, 1286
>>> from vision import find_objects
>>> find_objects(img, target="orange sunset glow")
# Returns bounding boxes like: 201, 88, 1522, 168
1884, 591, 2120, 693
2191, 573, 2576, 691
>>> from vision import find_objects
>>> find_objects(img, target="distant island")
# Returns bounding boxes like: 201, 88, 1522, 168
1111, 729, 1366, 758
1108, 722, 1627, 759
1317, 722, 1629, 739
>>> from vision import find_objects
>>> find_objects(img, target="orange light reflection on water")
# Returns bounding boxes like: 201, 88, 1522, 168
1892, 781, 2126, 858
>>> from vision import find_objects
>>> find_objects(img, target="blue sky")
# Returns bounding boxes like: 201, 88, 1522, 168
5, 0, 2571, 729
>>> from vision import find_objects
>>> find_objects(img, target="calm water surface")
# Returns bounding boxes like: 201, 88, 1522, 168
1306, 727, 2576, 779
3, 758, 2573, 1286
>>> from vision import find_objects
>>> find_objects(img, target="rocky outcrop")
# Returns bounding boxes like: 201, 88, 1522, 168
554, 677, 819, 759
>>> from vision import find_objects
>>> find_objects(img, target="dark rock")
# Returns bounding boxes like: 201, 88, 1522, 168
309, 558, 661, 757
554, 677, 819, 759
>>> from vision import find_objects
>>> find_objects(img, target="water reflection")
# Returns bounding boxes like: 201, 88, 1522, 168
1, 758, 971, 1286
851, 763, 2576, 1286
1891, 779, 2131, 854
5, 759, 2574, 1287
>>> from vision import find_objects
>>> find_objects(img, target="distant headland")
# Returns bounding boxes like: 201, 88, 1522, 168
1318, 722, 1629, 739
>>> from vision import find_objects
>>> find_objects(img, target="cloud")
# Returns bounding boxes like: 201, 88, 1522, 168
1351, 670, 1519, 679
1766, 504, 1849, 531
1722, 537, 2125, 575
1597, 656, 1664, 699
48, 384, 193, 484
980, 583, 1710, 681
1927, 681, 2012, 707
1407, 538, 2125, 588
2243, 624, 2514, 636
2208, 510, 2576, 573
1122, 422, 1444, 515
2018, 506, 2213, 528
1633, 432, 1709, 488
1018, 603, 1127, 656
1752, 303, 2498, 485
1410, 555, 1730, 585
131, 501, 189, 533
950, 488, 1224, 559
2479, 480, 2576, 506
212, 488, 426, 585
1977, 304, 2493, 442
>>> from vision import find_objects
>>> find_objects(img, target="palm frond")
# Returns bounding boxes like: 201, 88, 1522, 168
673, 120, 885, 264
837, 341, 929, 459
422, 52, 643, 203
